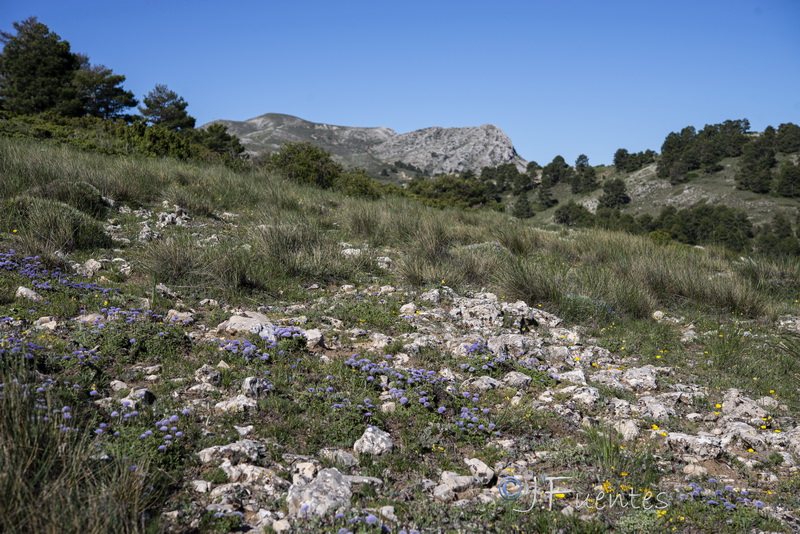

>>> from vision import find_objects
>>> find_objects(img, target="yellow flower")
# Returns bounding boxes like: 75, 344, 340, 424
651, 424, 660, 430
715, 403, 722, 408
748, 448, 755, 453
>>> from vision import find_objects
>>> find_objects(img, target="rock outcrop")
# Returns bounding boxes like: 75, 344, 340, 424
204, 113, 527, 176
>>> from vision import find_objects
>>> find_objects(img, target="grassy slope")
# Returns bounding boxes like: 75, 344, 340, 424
1, 138, 799, 533
532, 154, 800, 228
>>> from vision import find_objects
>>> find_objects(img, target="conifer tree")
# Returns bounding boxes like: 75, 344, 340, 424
512, 194, 534, 219
139, 84, 196, 131
0, 17, 81, 116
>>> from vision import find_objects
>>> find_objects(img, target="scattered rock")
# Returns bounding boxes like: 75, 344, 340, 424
354, 426, 393, 455
214, 395, 257, 415
15, 286, 42, 301
464, 458, 495, 485
241, 377, 272, 398
195, 364, 222, 386
304, 328, 324, 349
217, 311, 276, 342
501, 371, 532, 389
197, 440, 266, 464
34, 316, 57, 330
433, 484, 455, 502
462, 375, 502, 391
286, 468, 352, 517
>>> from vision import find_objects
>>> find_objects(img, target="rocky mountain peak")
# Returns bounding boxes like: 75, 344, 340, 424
205, 113, 527, 176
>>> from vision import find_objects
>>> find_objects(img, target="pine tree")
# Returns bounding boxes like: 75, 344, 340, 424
0, 17, 82, 116
138, 84, 196, 131
512, 194, 534, 219
775, 161, 800, 198
73, 55, 137, 119
598, 179, 631, 209
536, 184, 557, 209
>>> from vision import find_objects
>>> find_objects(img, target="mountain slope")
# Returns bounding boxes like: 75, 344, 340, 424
206, 113, 527, 177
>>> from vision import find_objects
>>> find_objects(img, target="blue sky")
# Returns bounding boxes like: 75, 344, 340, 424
2, 0, 799, 165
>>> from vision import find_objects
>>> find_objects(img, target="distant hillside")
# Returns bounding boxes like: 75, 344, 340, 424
204, 113, 527, 179
531, 150, 800, 229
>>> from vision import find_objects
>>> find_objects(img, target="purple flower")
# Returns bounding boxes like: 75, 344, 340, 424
365, 514, 378, 524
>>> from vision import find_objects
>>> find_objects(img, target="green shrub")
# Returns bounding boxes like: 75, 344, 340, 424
333, 168, 382, 199
266, 141, 343, 188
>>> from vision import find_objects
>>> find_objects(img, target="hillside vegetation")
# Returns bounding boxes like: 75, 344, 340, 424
1, 137, 800, 533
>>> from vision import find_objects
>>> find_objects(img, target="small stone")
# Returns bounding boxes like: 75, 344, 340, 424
109, 380, 129, 392
75, 313, 104, 324
166, 309, 194, 324
234, 425, 254, 437
558, 369, 587, 385
461, 375, 502, 390
464, 458, 495, 485
683, 463, 708, 477
353, 426, 393, 455
319, 448, 359, 468
433, 484, 455, 502
305, 329, 324, 349
613, 419, 640, 441
191, 480, 211, 493
214, 395, 257, 415
196, 439, 266, 464
34, 316, 58, 330
399, 303, 417, 316
380, 505, 398, 522
440, 471, 474, 492
15, 286, 42, 301
195, 364, 221, 386
502, 371, 532, 389
272, 519, 291, 533
293, 462, 317, 485
286, 468, 352, 517
242, 377, 271, 398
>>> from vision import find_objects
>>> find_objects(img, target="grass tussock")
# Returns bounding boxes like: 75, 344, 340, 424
0, 196, 112, 257
491, 228, 777, 320
0, 374, 163, 534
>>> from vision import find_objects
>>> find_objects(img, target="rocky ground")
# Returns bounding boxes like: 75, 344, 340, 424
2, 201, 800, 534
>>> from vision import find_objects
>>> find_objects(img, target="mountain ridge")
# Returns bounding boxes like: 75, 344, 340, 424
205, 113, 527, 177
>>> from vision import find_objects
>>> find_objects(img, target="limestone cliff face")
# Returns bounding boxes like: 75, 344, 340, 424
370, 124, 524, 175
205, 114, 527, 176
